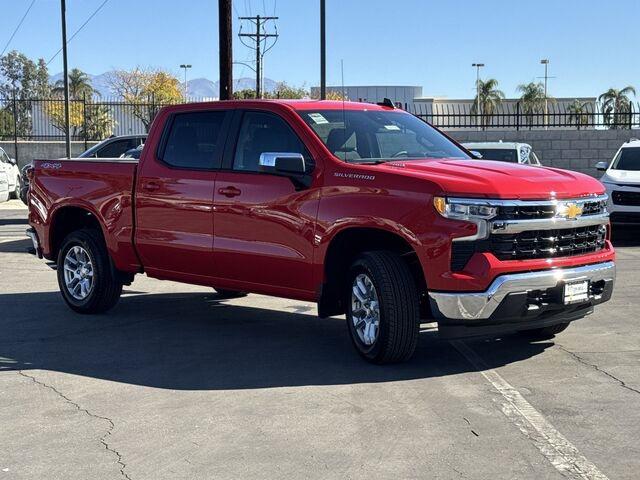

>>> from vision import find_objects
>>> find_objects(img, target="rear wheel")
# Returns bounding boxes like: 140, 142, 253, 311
346, 251, 419, 364
57, 228, 122, 314
518, 322, 570, 340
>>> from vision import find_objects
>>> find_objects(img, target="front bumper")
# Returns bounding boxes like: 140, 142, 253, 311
429, 261, 615, 336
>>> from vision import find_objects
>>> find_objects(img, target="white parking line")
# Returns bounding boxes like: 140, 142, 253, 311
452, 340, 609, 480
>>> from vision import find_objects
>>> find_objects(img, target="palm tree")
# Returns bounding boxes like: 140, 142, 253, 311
52, 68, 95, 99
599, 86, 636, 129
471, 78, 504, 129
517, 82, 553, 128
567, 99, 591, 130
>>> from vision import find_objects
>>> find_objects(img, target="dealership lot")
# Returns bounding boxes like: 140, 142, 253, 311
0, 199, 638, 480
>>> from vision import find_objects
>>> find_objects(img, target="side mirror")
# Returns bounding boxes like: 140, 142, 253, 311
595, 161, 608, 171
469, 150, 483, 159
259, 152, 309, 189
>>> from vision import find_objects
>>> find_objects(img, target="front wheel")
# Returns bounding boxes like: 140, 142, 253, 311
57, 228, 122, 314
346, 251, 419, 364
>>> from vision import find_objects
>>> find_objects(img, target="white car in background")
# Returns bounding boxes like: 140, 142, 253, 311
0, 147, 20, 198
0, 168, 9, 203
463, 141, 542, 166
596, 139, 640, 224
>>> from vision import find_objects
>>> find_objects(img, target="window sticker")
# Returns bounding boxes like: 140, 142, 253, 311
384, 124, 401, 131
308, 113, 329, 124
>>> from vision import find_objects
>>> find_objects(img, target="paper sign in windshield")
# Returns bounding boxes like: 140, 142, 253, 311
308, 113, 329, 124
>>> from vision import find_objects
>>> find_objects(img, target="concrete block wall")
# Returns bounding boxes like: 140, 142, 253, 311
0, 141, 99, 169
446, 129, 639, 177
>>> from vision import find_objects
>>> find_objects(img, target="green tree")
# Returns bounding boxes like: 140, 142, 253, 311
517, 82, 554, 128
52, 68, 95, 99
567, 99, 591, 130
268, 82, 308, 99
599, 86, 636, 129
0, 50, 41, 136
35, 58, 51, 97
470, 78, 504, 129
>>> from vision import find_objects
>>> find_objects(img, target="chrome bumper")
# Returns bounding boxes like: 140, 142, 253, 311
429, 261, 616, 321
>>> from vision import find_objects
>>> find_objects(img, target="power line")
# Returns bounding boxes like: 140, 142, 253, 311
0, 0, 37, 58
47, 0, 110, 66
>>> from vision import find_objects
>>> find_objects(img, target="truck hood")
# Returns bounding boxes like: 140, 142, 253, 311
380, 159, 605, 200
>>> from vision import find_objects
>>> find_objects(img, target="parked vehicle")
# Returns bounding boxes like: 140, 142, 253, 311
0, 147, 21, 198
0, 168, 9, 203
120, 144, 144, 160
18, 135, 147, 206
596, 138, 640, 224
463, 142, 542, 166
19, 163, 31, 205
26, 100, 615, 364
79, 134, 146, 158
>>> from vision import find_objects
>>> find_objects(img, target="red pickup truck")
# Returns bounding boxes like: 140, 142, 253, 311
26, 100, 616, 363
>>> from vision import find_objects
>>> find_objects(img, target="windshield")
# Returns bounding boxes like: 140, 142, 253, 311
612, 148, 640, 171
299, 109, 469, 163
473, 149, 519, 163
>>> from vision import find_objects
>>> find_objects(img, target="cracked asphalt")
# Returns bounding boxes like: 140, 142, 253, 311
1, 199, 638, 479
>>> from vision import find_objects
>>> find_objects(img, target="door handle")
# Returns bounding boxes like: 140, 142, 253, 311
143, 181, 160, 191
218, 186, 242, 197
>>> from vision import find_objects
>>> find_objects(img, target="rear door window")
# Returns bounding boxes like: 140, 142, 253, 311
160, 111, 229, 169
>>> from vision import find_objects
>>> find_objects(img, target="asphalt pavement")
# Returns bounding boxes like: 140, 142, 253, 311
1, 199, 638, 480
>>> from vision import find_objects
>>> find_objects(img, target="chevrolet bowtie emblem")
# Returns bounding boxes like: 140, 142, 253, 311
565, 203, 583, 219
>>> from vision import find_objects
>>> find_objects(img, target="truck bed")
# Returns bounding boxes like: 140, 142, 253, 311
29, 158, 141, 271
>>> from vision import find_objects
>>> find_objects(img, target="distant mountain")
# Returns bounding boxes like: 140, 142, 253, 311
51, 71, 280, 99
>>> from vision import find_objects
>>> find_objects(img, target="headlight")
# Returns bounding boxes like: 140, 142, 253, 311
433, 197, 498, 221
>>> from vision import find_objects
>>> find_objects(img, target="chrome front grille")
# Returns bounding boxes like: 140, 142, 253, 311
450, 195, 609, 271
487, 224, 607, 261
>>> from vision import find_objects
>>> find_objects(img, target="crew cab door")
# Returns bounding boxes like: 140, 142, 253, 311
135, 107, 231, 281
212, 109, 318, 297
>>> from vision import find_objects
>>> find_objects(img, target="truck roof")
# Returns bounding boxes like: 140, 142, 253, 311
170, 99, 396, 112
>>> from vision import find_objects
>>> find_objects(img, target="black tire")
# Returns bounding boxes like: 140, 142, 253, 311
518, 322, 570, 340
214, 288, 248, 299
57, 228, 122, 314
346, 251, 419, 364
9, 179, 19, 199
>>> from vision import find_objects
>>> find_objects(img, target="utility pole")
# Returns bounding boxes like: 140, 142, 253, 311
219, 0, 233, 100
320, 0, 326, 100
238, 15, 278, 99
180, 64, 192, 99
472, 63, 484, 128
60, 0, 71, 159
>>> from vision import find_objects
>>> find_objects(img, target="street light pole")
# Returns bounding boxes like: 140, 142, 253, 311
472, 63, 484, 128
60, 0, 71, 159
541, 59, 549, 128
180, 64, 192, 100
320, 0, 326, 100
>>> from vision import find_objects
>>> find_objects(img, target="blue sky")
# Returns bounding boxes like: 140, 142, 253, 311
2, 0, 639, 99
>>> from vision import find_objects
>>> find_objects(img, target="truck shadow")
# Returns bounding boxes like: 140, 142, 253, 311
0, 238, 34, 253
0, 291, 552, 390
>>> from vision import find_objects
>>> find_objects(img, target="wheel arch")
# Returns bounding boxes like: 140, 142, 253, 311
49, 205, 105, 260
318, 226, 427, 318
